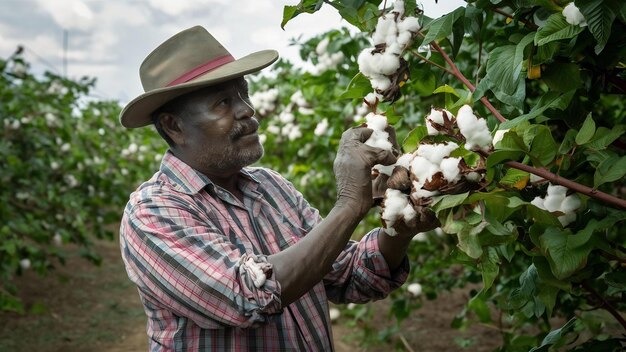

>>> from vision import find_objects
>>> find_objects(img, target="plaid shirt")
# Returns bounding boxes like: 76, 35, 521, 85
120, 151, 408, 351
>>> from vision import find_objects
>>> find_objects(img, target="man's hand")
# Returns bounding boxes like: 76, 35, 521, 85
333, 126, 396, 215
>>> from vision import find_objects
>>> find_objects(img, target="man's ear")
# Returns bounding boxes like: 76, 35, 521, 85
159, 113, 185, 145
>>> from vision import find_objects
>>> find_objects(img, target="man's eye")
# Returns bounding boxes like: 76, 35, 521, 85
218, 98, 230, 106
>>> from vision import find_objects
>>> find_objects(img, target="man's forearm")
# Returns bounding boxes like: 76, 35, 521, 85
267, 203, 365, 306
377, 229, 412, 272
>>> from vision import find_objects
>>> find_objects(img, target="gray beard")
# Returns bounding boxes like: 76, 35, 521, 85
201, 143, 264, 171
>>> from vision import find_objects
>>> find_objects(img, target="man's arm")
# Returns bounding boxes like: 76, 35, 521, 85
267, 126, 396, 306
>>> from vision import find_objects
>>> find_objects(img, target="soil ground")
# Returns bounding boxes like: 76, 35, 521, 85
0, 238, 501, 351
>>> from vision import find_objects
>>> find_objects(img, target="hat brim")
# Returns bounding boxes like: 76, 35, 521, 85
119, 49, 279, 128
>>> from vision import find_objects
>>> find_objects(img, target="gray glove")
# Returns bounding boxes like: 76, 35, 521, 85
333, 126, 397, 216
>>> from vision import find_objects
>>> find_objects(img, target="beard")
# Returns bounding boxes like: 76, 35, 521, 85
198, 137, 264, 171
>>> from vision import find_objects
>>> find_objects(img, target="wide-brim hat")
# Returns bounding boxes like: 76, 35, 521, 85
120, 25, 278, 128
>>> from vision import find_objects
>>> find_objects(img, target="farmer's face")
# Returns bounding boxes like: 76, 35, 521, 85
176, 78, 263, 173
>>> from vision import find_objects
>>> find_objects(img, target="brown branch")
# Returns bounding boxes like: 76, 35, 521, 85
428, 39, 507, 123
581, 281, 626, 332
505, 161, 626, 210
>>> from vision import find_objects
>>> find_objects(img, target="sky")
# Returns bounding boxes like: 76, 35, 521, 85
0, 0, 465, 104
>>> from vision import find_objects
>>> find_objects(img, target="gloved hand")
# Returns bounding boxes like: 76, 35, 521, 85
334, 126, 397, 216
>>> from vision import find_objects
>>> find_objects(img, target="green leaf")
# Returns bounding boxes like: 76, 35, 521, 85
542, 63, 583, 92
479, 248, 500, 291
529, 318, 579, 352
587, 125, 625, 150
486, 150, 523, 168
421, 7, 466, 45
340, 72, 371, 99
500, 90, 575, 129
513, 33, 535, 80
594, 155, 626, 187
534, 13, 585, 46
281, 0, 325, 29
530, 126, 558, 167
467, 290, 492, 323
559, 129, 578, 154
432, 84, 460, 97
402, 126, 428, 152
499, 168, 530, 190
485, 45, 522, 98
575, 114, 596, 145
457, 226, 483, 259
539, 227, 594, 280
431, 192, 470, 212
575, 0, 618, 54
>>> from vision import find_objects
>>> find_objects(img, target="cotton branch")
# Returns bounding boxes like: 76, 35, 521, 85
414, 33, 626, 210
581, 281, 626, 333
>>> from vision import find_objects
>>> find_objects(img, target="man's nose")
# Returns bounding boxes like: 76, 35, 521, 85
234, 92, 255, 120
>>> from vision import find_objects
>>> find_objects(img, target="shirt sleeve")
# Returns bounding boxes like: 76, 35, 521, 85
323, 228, 410, 304
119, 188, 282, 330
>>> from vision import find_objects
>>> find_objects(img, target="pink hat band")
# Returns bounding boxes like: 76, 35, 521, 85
166, 54, 235, 87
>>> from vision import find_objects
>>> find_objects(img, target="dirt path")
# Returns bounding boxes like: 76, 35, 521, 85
0, 238, 500, 351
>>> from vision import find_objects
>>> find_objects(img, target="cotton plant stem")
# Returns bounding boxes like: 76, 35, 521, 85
427, 40, 507, 123
415, 33, 626, 210
506, 161, 626, 210
581, 281, 626, 332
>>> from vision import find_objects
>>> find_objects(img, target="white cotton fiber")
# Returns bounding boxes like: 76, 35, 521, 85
440, 157, 462, 183
456, 105, 492, 150
410, 156, 440, 183
416, 142, 459, 165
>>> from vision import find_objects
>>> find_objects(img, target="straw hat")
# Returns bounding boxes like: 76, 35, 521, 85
119, 25, 278, 128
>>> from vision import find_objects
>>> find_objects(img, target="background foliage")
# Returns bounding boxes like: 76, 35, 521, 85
0, 51, 165, 312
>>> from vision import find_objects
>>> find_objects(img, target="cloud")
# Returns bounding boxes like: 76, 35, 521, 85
35, 0, 95, 31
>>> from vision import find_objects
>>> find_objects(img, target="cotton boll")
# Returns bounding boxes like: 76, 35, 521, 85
365, 134, 393, 150
20, 258, 31, 270
387, 42, 403, 56
398, 16, 420, 33
456, 105, 492, 150
377, 53, 401, 75
407, 283, 422, 297
314, 118, 329, 136
396, 153, 414, 169
329, 307, 341, 321
465, 171, 482, 183
316, 37, 330, 56
365, 113, 388, 131
412, 232, 428, 242
364, 92, 382, 106
558, 212, 577, 226
531, 196, 545, 209
530, 174, 545, 184
416, 142, 459, 165
358, 49, 376, 76
396, 31, 412, 46
562, 3, 586, 27
411, 184, 439, 199
382, 189, 410, 231
544, 193, 566, 212
410, 156, 440, 183
372, 76, 392, 91
561, 194, 581, 213
440, 157, 462, 183
393, 0, 405, 16
374, 164, 396, 176
279, 111, 295, 124
425, 108, 452, 135
492, 129, 509, 146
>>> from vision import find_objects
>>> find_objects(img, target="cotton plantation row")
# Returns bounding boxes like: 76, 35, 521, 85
264, 0, 626, 350
0, 53, 164, 312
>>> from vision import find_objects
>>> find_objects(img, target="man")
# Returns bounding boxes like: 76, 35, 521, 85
119, 26, 436, 351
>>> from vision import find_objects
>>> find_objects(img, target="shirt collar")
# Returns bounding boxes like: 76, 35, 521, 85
159, 150, 260, 195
